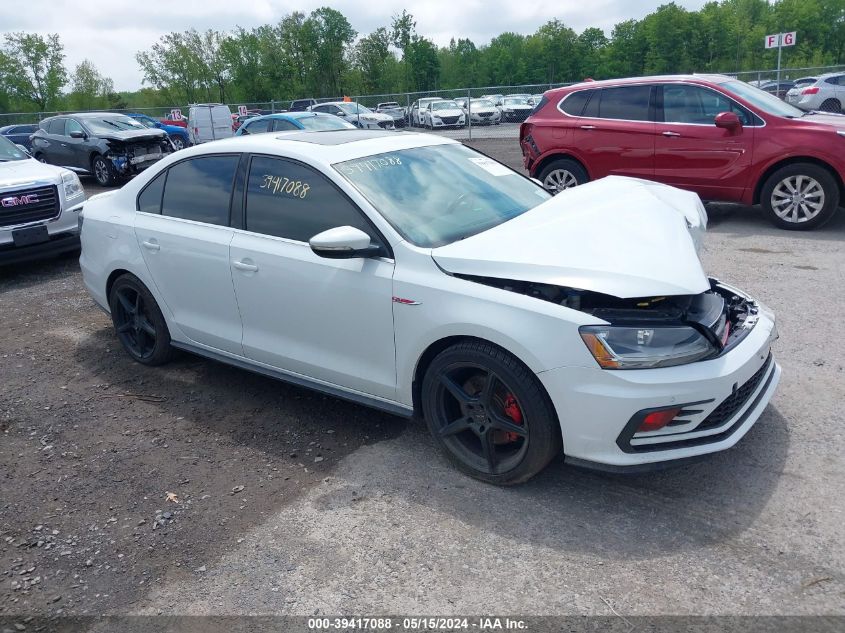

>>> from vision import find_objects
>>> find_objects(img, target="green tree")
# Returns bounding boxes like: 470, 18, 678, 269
355, 28, 394, 93
1, 32, 67, 110
68, 59, 114, 110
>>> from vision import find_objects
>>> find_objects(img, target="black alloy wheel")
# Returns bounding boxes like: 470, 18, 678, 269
422, 341, 561, 485
108, 274, 174, 366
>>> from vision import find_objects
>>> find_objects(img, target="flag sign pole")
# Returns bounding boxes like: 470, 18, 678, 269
765, 31, 797, 85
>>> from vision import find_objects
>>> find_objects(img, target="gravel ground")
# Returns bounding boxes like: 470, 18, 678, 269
1, 144, 844, 620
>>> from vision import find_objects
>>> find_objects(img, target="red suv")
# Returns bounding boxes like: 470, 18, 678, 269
520, 74, 845, 229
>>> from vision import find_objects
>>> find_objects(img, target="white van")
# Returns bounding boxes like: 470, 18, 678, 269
187, 104, 233, 144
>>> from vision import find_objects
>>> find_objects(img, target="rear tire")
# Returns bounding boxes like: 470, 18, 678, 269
819, 98, 842, 114
421, 340, 562, 485
537, 158, 589, 193
108, 274, 174, 366
760, 162, 839, 230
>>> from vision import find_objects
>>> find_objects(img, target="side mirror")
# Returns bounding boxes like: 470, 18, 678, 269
69, 130, 86, 139
309, 226, 380, 259
715, 111, 741, 130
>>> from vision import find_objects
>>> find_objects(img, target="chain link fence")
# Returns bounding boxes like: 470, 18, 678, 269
2, 65, 843, 140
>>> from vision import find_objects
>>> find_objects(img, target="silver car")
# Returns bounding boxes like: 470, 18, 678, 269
785, 73, 845, 113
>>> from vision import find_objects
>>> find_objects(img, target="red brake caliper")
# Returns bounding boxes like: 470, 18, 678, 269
502, 394, 523, 442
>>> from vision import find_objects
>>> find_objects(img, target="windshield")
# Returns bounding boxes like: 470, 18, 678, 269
338, 103, 372, 115
432, 101, 457, 111
131, 115, 156, 128
472, 99, 495, 107
299, 115, 355, 130
334, 144, 550, 248
379, 103, 399, 108
504, 98, 528, 106
723, 80, 804, 118
0, 135, 28, 162
84, 116, 147, 133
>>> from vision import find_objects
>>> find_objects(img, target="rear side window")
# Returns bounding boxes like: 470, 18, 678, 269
596, 85, 652, 121
273, 119, 299, 131
244, 119, 271, 134
137, 171, 166, 214
245, 155, 377, 244
161, 155, 239, 226
46, 118, 65, 134
825, 76, 843, 86
559, 90, 592, 116
531, 96, 549, 115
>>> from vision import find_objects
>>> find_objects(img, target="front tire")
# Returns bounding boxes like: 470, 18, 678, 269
537, 158, 589, 193
171, 135, 186, 151
760, 163, 839, 230
421, 340, 562, 485
92, 155, 116, 186
108, 274, 174, 366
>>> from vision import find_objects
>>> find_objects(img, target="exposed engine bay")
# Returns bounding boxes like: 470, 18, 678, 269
458, 274, 759, 354
106, 138, 173, 176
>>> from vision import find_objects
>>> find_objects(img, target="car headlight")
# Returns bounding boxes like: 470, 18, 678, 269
579, 325, 715, 369
62, 172, 84, 201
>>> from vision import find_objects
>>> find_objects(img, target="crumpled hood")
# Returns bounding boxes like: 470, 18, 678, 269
0, 158, 66, 189
431, 176, 710, 299
95, 129, 167, 143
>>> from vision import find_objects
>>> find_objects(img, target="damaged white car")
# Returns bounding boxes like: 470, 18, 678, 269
79, 130, 780, 485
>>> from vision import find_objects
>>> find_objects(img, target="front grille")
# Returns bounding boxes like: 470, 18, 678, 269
0, 185, 60, 228
478, 112, 493, 118
440, 116, 459, 124
696, 354, 772, 432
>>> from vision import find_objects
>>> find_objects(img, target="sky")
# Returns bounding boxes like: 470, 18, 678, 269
0, 0, 710, 91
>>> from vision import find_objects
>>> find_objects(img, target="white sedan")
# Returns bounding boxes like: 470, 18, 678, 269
79, 131, 780, 484
423, 100, 466, 129
466, 98, 501, 125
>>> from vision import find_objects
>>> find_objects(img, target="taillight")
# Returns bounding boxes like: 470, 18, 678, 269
802, 87, 820, 95
637, 407, 682, 433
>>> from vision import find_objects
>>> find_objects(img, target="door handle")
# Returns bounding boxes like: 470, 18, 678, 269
580, 125, 596, 130
662, 131, 681, 137
141, 240, 160, 251
233, 260, 258, 272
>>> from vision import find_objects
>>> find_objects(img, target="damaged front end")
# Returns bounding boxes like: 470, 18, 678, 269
104, 137, 173, 177
459, 274, 759, 370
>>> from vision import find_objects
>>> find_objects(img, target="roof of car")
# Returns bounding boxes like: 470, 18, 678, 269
551, 74, 735, 92
167, 130, 456, 165
251, 112, 334, 120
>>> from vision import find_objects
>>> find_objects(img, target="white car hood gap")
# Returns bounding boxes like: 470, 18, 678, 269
431, 177, 710, 299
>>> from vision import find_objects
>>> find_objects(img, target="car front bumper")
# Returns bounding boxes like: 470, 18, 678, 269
537, 305, 780, 470
0, 228, 80, 265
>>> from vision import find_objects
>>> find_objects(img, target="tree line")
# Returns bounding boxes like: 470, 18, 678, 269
1, 0, 843, 115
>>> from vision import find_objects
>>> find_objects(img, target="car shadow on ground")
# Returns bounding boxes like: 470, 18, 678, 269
73, 321, 789, 562
310, 402, 790, 560
0, 249, 80, 291
706, 201, 845, 240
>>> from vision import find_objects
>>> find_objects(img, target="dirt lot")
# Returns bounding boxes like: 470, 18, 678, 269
1, 142, 844, 622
